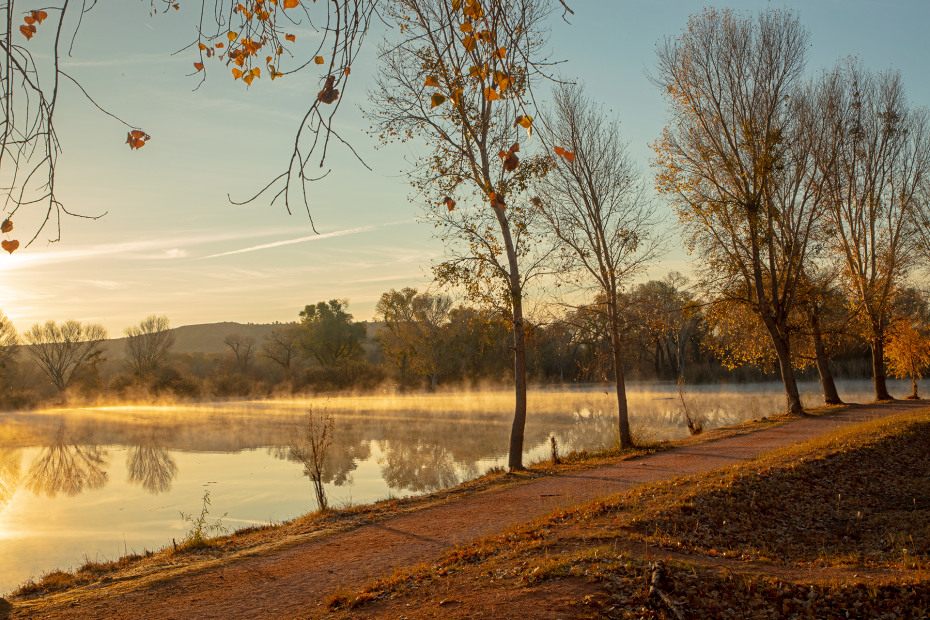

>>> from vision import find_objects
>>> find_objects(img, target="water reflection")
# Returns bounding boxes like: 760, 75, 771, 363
0, 448, 21, 511
127, 445, 178, 494
379, 440, 469, 494
25, 428, 109, 498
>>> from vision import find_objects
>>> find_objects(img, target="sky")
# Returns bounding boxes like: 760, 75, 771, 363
2, 0, 929, 335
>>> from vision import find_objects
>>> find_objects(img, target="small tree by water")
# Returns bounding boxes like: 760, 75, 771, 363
290, 406, 335, 511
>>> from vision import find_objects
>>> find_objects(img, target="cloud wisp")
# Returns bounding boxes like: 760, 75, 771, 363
199, 221, 409, 259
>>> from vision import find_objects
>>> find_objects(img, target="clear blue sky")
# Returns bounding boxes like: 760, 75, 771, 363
2, 0, 928, 335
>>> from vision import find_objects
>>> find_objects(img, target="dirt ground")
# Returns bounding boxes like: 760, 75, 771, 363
7, 400, 926, 619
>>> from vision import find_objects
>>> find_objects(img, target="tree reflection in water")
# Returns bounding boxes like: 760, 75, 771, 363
0, 448, 22, 511
126, 445, 178, 494
378, 440, 471, 494
25, 428, 109, 497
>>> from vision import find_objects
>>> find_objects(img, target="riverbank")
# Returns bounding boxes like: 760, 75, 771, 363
4, 400, 928, 618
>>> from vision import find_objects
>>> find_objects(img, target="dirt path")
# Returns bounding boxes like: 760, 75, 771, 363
12, 400, 926, 619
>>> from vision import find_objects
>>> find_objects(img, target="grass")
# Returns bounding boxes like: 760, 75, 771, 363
324, 406, 930, 618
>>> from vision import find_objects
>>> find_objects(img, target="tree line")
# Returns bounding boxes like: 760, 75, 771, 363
0, 274, 926, 410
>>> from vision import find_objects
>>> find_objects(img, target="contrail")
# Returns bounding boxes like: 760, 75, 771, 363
200, 224, 383, 259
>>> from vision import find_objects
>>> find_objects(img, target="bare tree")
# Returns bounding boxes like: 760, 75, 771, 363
652, 9, 828, 415
816, 61, 930, 400
0, 310, 17, 372
536, 84, 661, 447
368, 0, 558, 470
289, 406, 335, 511
260, 324, 303, 379
224, 333, 256, 373
125, 315, 176, 376
23, 320, 108, 393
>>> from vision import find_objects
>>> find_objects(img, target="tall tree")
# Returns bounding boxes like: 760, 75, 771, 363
537, 84, 660, 447
652, 8, 826, 415
368, 0, 556, 469
816, 61, 930, 400
23, 320, 108, 392
377, 288, 454, 389
299, 300, 365, 368
124, 315, 176, 376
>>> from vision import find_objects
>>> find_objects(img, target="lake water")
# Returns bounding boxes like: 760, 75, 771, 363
0, 379, 923, 593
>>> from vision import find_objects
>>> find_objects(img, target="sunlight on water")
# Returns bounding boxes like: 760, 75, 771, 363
0, 379, 923, 593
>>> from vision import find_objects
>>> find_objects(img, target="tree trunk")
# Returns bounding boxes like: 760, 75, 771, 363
608, 302, 632, 448
761, 319, 804, 415
508, 294, 528, 470
871, 336, 893, 401
911, 376, 919, 399
808, 307, 842, 405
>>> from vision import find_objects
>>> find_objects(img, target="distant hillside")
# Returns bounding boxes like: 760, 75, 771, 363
104, 320, 384, 357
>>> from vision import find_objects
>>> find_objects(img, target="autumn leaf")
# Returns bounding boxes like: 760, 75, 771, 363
516, 115, 533, 129
317, 75, 339, 103
232, 67, 244, 79
20, 24, 36, 39
462, 35, 476, 52
282, 0, 298, 8
424, 75, 441, 88
459, 22, 473, 33
227, 31, 238, 42
1, 219, 12, 234
126, 129, 151, 150
243, 74, 255, 85
194, 62, 204, 71
344, 66, 351, 75
198, 42, 207, 50
554, 146, 575, 162
314, 56, 325, 65
442, 196, 456, 211
430, 93, 447, 108
499, 143, 519, 171
286, 33, 296, 42
450, 87, 463, 105
494, 47, 506, 59
1, 240, 19, 255
483, 87, 500, 101
32, 10, 48, 23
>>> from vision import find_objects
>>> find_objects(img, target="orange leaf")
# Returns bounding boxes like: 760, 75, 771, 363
232, 68, 244, 79
2, 240, 19, 254
516, 115, 533, 129
430, 93, 446, 108
564, 152, 575, 162
462, 35, 476, 52
286, 33, 296, 42
282, 0, 298, 8
442, 196, 456, 211
227, 31, 238, 42
20, 24, 36, 39
130, 129, 150, 140
317, 75, 339, 103
483, 87, 499, 101
494, 47, 506, 60
251, 67, 261, 77
424, 75, 440, 88
1, 219, 12, 234
459, 22, 472, 33
198, 42, 207, 50
266, 55, 273, 63
215, 42, 225, 48
24, 16, 36, 25
194, 62, 204, 71
314, 56, 325, 65
243, 74, 255, 85
33, 10, 48, 23
344, 66, 351, 75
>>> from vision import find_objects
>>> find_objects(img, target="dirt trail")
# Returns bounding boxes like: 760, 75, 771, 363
12, 400, 926, 619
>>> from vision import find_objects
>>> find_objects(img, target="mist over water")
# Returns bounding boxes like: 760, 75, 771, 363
0, 379, 923, 593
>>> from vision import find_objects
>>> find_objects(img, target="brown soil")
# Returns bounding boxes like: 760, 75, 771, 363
8, 400, 927, 619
